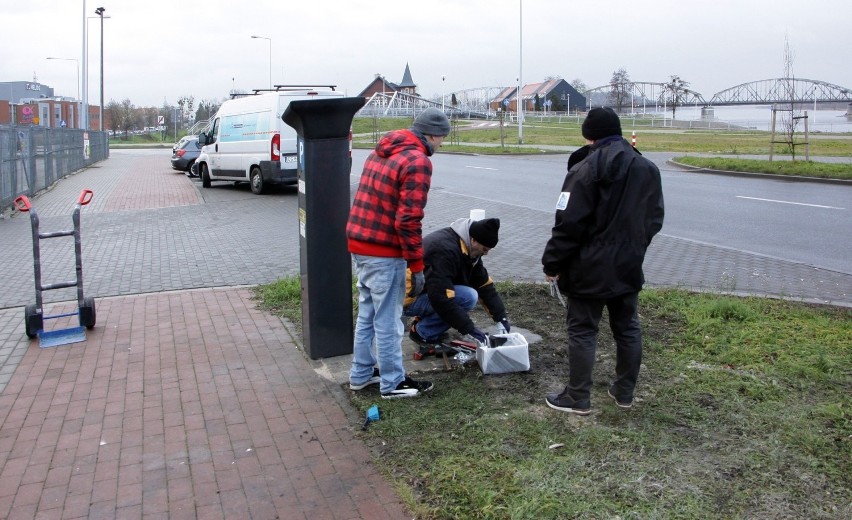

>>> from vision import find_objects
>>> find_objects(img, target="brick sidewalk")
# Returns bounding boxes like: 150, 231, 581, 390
0, 289, 410, 519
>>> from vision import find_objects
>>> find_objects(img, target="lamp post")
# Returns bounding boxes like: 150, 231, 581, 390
95, 7, 105, 131
442, 75, 446, 111
251, 35, 272, 89
81, 0, 88, 130
518, 0, 524, 144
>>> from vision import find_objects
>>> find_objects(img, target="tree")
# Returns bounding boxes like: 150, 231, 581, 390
119, 99, 138, 135
549, 92, 564, 112
570, 78, 587, 94
104, 100, 122, 136
608, 68, 631, 113
779, 35, 803, 161
451, 93, 458, 107
662, 75, 690, 119
176, 95, 196, 129
195, 98, 221, 123
534, 94, 542, 112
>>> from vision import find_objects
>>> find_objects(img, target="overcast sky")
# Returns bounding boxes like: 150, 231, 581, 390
4, 0, 850, 108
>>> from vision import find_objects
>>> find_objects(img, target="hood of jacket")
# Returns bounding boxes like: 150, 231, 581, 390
449, 217, 482, 265
375, 129, 431, 158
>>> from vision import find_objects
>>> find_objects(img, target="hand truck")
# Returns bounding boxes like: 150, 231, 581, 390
14, 189, 96, 347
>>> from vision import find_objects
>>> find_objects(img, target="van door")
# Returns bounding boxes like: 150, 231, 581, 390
207, 118, 221, 176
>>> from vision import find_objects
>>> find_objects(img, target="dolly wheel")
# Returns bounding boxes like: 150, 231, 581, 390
79, 296, 96, 329
25, 304, 42, 339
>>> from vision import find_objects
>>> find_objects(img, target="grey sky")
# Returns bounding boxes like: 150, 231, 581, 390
4, 0, 850, 108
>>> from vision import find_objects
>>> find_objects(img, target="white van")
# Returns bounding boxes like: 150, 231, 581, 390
196, 85, 344, 194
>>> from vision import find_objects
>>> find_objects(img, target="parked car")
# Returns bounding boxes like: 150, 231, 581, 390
171, 136, 201, 172
172, 134, 197, 155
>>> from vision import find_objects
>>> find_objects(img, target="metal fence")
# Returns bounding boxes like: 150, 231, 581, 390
0, 126, 109, 212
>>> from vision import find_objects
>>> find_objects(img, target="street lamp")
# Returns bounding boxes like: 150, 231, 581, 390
81, 0, 88, 130
95, 6, 106, 131
250, 35, 272, 89
518, 0, 524, 144
442, 75, 446, 111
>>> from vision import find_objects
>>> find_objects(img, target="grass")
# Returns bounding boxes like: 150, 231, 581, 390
673, 156, 852, 180
254, 278, 851, 519
352, 116, 852, 157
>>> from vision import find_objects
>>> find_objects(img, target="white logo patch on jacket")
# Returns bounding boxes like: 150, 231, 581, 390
555, 192, 570, 210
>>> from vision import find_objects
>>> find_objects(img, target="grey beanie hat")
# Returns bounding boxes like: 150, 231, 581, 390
411, 108, 451, 137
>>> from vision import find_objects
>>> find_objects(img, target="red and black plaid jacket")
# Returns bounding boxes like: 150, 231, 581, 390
347, 129, 433, 273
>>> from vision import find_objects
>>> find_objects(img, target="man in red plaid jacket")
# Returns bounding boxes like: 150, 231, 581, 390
347, 108, 451, 399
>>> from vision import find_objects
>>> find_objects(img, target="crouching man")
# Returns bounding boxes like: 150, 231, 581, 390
405, 217, 511, 346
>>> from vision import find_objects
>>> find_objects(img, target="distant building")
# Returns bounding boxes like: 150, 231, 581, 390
358, 63, 419, 99
0, 80, 56, 104
490, 79, 586, 114
0, 80, 101, 129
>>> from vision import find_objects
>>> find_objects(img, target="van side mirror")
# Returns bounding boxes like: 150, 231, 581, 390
198, 133, 208, 146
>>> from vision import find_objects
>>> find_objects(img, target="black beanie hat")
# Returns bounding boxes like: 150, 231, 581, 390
411, 108, 451, 137
469, 218, 500, 248
581, 107, 622, 141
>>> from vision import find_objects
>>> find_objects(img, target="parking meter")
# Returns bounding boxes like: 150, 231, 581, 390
282, 97, 365, 359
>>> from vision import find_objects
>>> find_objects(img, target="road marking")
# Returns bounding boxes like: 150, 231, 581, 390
465, 166, 498, 171
736, 196, 844, 210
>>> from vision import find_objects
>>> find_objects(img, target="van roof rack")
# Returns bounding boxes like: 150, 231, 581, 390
230, 85, 338, 99
249, 85, 337, 95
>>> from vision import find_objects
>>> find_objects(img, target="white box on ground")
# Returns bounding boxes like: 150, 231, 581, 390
476, 332, 530, 374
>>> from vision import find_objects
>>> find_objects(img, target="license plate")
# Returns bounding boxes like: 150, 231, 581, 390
284, 155, 297, 163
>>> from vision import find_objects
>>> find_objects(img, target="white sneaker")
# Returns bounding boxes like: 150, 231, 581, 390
349, 368, 381, 390
381, 376, 434, 399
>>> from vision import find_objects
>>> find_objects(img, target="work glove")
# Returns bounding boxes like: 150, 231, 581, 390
408, 271, 425, 297
468, 327, 487, 345
495, 317, 511, 334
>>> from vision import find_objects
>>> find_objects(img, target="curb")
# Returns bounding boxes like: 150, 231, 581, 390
666, 160, 852, 186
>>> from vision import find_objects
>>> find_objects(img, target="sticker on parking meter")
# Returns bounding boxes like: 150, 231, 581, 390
555, 192, 570, 210
299, 179, 306, 194
298, 208, 306, 238
298, 139, 305, 171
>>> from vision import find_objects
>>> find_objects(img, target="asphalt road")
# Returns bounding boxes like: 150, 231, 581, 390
415, 150, 851, 275
0, 148, 848, 310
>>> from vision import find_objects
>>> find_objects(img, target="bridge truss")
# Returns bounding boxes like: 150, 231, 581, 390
583, 81, 708, 112
709, 78, 852, 105
360, 89, 493, 119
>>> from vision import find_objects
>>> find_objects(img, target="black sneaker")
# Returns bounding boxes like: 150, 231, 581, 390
409, 324, 430, 344
381, 376, 434, 399
608, 386, 633, 409
545, 391, 591, 416
409, 323, 449, 344
349, 368, 381, 391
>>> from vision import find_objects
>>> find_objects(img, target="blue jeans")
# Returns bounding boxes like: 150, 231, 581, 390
349, 254, 407, 393
404, 285, 478, 341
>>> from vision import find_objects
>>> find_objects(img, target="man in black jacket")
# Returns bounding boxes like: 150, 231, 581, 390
404, 217, 510, 346
541, 107, 664, 415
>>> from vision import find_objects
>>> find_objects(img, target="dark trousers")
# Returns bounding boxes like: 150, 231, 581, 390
564, 292, 643, 401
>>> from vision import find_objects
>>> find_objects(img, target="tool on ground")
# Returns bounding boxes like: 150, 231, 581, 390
413, 337, 484, 369
362, 404, 380, 431
15, 189, 96, 347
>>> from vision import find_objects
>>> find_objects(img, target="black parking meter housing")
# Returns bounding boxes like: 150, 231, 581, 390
282, 97, 365, 359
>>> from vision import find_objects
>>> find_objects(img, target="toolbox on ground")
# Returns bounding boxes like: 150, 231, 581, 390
476, 332, 530, 374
